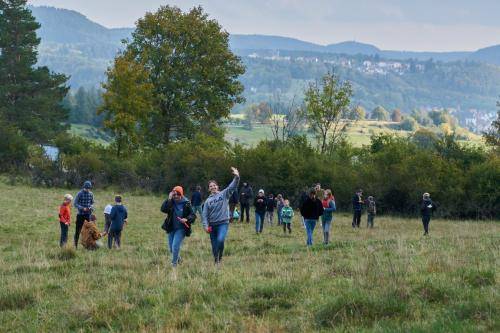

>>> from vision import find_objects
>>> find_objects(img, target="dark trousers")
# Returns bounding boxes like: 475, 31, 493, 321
422, 216, 431, 234
283, 223, 291, 233
367, 214, 375, 228
352, 210, 362, 228
108, 229, 122, 249
104, 214, 112, 233
74, 214, 89, 248
240, 203, 250, 222
60, 222, 69, 247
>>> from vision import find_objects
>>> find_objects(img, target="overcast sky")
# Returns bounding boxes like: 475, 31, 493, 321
29, 0, 500, 51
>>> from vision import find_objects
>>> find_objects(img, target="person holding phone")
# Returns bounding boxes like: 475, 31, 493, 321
161, 186, 196, 267
202, 167, 240, 267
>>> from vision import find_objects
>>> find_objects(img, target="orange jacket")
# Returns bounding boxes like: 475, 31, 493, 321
59, 203, 71, 225
80, 220, 102, 250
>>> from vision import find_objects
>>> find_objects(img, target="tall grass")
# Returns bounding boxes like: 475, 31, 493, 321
0, 182, 498, 332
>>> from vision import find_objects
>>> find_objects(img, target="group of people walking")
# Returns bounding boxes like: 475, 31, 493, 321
57, 169, 437, 268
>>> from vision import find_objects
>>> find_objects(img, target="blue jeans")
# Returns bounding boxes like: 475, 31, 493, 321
304, 219, 317, 246
255, 212, 265, 233
59, 222, 68, 247
322, 217, 332, 233
193, 205, 202, 216
168, 228, 186, 266
210, 223, 229, 263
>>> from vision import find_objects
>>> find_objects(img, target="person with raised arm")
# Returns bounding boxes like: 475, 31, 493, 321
202, 167, 240, 266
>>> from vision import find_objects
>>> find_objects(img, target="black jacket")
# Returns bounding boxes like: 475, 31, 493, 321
300, 197, 324, 220
161, 199, 196, 236
254, 196, 267, 214
420, 199, 436, 217
240, 186, 253, 204
266, 198, 276, 212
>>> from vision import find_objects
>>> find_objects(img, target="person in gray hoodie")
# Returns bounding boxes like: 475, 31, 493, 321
202, 167, 240, 265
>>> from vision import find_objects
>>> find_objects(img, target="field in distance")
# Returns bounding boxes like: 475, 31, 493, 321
0, 183, 498, 332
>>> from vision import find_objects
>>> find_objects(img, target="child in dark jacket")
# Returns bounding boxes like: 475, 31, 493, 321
58, 194, 73, 247
266, 194, 276, 225
108, 195, 128, 249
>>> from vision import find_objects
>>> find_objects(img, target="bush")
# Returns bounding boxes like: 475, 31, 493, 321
0, 122, 30, 172
400, 117, 418, 131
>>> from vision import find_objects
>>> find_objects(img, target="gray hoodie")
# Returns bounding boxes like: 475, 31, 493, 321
202, 176, 240, 228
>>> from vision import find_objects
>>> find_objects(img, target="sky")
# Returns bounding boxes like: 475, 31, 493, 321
28, 0, 500, 51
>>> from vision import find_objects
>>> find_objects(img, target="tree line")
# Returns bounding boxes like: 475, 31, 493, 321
0, 1, 498, 219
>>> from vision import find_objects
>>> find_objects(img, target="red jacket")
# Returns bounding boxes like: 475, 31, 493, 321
59, 203, 71, 225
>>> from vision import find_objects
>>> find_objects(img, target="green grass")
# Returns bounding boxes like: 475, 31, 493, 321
69, 124, 111, 145
0, 182, 498, 332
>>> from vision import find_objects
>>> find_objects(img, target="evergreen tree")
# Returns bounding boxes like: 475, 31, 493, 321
0, 0, 69, 143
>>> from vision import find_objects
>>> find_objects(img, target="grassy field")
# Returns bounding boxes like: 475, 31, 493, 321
0, 183, 498, 332
225, 120, 484, 148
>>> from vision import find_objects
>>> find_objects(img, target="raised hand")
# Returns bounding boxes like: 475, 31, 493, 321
231, 167, 239, 177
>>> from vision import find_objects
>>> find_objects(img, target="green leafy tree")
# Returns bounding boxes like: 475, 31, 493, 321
100, 55, 154, 156
304, 71, 353, 154
400, 116, 418, 131
106, 5, 245, 147
349, 105, 366, 120
371, 106, 389, 121
0, 0, 69, 143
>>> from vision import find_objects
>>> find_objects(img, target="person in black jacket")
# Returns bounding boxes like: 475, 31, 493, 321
161, 186, 196, 267
266, 193, 276, 225
239, 182, 253, 223
420, 192, 436, 236
300, 188, 324, 246
352, 189, 363, 228
254, 189, 267, 234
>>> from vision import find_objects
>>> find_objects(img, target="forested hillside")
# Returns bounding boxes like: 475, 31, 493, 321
31, 6, 500, 117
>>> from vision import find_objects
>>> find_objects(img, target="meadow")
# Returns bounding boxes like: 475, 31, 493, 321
0, 183, 498, 332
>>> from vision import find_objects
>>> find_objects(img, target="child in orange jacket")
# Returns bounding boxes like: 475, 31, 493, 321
59, 194, 73, 247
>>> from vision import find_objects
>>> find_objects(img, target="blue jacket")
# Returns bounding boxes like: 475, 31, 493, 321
110, 204, 128, 231
322, 199, 336, 223
191, 191, 202, 206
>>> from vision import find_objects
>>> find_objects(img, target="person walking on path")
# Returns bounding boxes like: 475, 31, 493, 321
280, 199, 294, 234
161, 186, 196, 267
276, 194, 285, 225
254, 189, 267, 234
108, 195, 128, 249
298, 187, 309, 229
103, 203, 113, 237
321, 189, 336, 244
300, 188, 324, 246
202, 167, 240, 266
239, 182, 253, 223
73, 181, 94, 248
266, 193, 276, 225
352, 189, 364, 228
58, 194, 73, 247
367, 196, 376, 228
191, 186, 203, 218
420, 193, 436, 236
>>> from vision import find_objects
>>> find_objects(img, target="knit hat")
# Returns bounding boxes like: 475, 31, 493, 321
173, 186, 184, 197
83, 180, 92, 189
64, 194, 73, 201
258, 189, 264, 194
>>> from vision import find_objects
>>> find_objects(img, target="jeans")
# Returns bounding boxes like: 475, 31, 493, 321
304, 219, 317, 246
255, 211, 265, 233
321, 218, 332, 233
277, 210, 283, 225
367, 214, 375, 228
108, 229, 122, 249
193, 205, 203, 217
266, 211, 274, 225
352, 210, 361, 228
60, 222, 69, 247
74, 214, 89, 248
422, 216, 431, 234
168, 228, 186, 266
240, 203, 250, 222
210, 223, 229, 263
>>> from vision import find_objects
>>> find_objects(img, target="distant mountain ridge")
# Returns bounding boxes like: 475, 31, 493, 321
31, 6, 500, 65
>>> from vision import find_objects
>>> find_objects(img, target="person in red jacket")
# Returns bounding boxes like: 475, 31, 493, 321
58, 194, 73, 247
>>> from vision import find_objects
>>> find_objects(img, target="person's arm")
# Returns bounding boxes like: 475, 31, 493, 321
201, 200, 209, 230
89, 193, 95, 211
73, 192, 82, 210
160, 199, 171, 214
223, 167, 240, 199
185, 204, 196, 224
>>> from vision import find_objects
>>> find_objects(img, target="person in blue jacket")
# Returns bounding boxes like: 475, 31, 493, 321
108, 195, 128, 249
321, 189, 336, 244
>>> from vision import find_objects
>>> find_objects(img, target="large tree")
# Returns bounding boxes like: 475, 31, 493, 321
101, 6, 245, 147
304, 71, 353, 153
483, 102, 499, 152
0, 0, 69, 143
